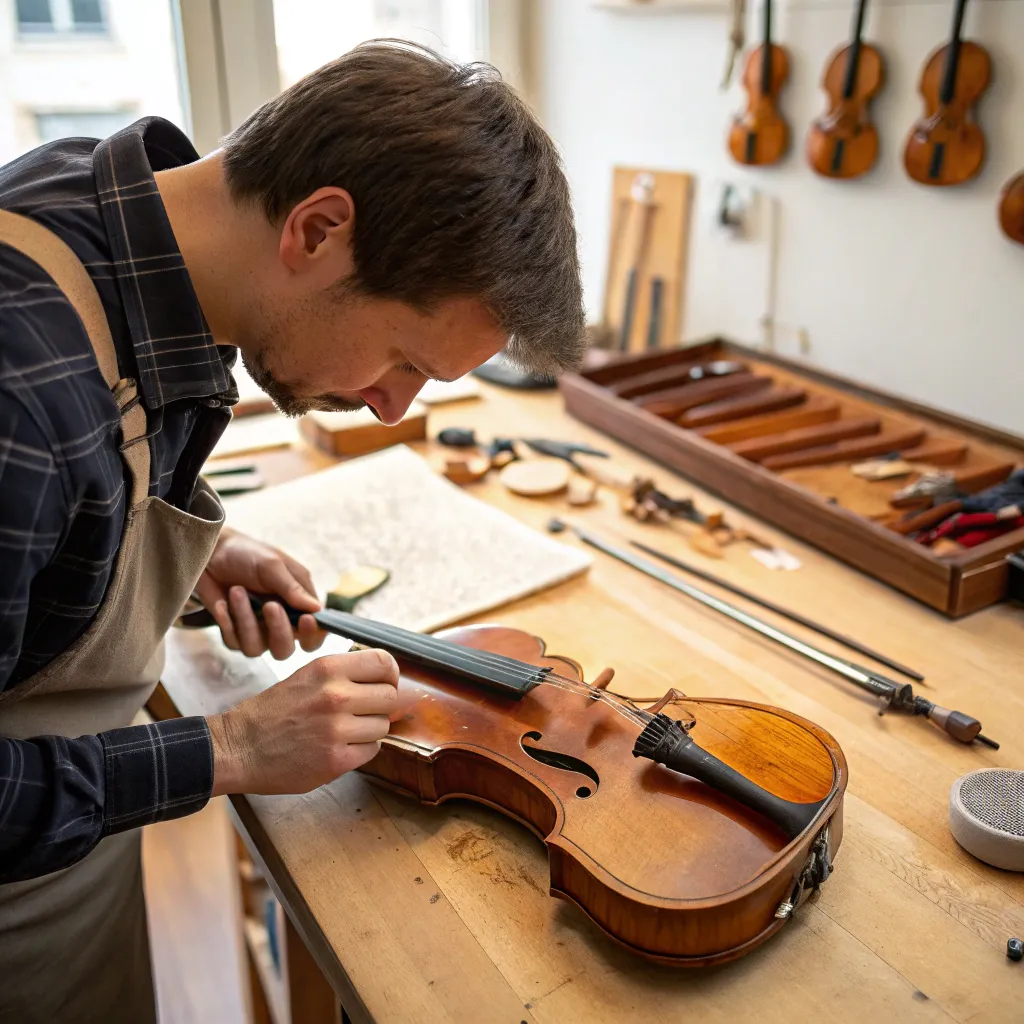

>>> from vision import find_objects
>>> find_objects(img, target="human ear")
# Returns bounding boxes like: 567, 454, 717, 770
279, 187, 355, 281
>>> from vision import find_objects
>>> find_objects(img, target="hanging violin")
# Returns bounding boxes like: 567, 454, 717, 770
998, 172, 1024, 247
253, 596, 847, 966
728, 0, 790, 167
806, 0, 885, 179
903, 0, 991, 187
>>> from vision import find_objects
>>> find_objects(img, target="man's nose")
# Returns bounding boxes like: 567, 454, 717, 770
358, 375, 424, 425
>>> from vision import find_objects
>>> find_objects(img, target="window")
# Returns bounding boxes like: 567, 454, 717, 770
15, 0, 54, 32
1, 0, 186, 164
70, 0, 106, 32
34, 110, 135, 144
16, 0, 107, 35
273, 0, 487, 90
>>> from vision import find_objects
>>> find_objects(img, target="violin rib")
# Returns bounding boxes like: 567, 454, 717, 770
361, 623, 848, 966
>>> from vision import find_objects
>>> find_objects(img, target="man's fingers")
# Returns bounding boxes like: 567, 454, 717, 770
260, 557, 321, 613
317, 649, 399, 687
262, 601, 297, 660
211, 598, 240, 651
298, 615, 327, 653
281, 554, 320, 609
337, 714, 391, 745
194, 571, 227, 613
329, 681, 402, 717
342, 740, 383, 772
229, 585, 268, 657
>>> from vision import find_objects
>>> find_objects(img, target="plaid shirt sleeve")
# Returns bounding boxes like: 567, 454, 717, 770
0, 390, 214, 884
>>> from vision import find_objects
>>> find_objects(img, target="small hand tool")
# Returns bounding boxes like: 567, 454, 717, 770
521, 438, 610, 471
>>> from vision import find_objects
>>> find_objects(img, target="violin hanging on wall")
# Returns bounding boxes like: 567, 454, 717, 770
903, 0, 991, 187
998, 172, 1024, 247
728, 0, 790, 167
806, 0, 885, 180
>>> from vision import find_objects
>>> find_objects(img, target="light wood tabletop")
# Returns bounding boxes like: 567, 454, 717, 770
157, 381, 1024, 1024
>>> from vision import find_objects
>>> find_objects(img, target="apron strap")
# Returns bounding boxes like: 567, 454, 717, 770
0, 209, 150, 504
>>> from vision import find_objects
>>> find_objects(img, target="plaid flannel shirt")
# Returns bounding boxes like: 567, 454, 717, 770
0, 117, 238, 883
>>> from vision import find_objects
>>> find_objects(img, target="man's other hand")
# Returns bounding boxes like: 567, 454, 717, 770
195, 526, 327, 659
206, 649, 410, 795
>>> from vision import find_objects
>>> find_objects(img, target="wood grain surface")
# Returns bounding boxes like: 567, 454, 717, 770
160, 381, 1024, 1023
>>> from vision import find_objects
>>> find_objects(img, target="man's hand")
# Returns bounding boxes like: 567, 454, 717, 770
206, 649, 408, 796
196, 526, 326, 659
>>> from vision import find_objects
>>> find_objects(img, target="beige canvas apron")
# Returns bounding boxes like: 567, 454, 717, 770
0, 210, 225, 1023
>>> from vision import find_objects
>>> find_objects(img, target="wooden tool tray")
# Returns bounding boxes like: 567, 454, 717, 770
560, 339, 1024, 617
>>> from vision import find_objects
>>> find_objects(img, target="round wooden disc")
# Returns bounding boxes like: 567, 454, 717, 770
499, 458, 571, 497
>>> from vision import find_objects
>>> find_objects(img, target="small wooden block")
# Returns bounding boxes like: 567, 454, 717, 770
697, 396, 840, 445
899, 438, 968, 466
729, 417, 881, 463
326, 565, 391, 612
500, 458, 571, 497
443, 456, 490, 485
567, 477, 598, 506
678, 385, 806, 429
300, 401, 427, 456
638, 374, 772, 420
761, 427, 927, 471
573, 452, 636, 490
954, 462, 1015, 494
609, 360, 744, 399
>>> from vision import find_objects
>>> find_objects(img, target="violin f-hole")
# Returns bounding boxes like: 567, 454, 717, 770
520, 731, 601, 798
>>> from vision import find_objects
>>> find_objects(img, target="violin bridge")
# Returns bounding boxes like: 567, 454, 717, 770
648, 687, 690, 717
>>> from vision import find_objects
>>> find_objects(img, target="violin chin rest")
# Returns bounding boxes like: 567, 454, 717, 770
632, 713, 827, 839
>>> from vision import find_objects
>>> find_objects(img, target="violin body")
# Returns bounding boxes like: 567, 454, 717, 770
361, 623, 847, 966
729, 43, 791, 167
807, 42, 885, 179
904, 39, 991, 186
998, 172, 1024, 246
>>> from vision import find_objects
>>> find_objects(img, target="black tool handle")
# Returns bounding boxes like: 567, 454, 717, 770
633, 714, 827, 838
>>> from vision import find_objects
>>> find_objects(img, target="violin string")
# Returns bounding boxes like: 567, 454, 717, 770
324, 612, 655, 728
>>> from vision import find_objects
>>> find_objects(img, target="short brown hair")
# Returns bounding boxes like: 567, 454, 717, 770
223, 40, 584, 374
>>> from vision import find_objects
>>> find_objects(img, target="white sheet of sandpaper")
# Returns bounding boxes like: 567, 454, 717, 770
216, 444, 592, 681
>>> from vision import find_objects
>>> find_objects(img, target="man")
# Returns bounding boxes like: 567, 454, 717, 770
0, 41, 583, 1022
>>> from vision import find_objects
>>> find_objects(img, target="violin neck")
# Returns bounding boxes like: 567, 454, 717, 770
759, 0, 773, 96
841, 0, 869, 100
940, 0, 968, 105
248, 592, 546, 699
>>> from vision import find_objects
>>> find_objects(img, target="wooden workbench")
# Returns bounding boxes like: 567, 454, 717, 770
157, 382, 1024, 1024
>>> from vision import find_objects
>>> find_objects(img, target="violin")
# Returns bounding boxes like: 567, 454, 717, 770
903, 0, 991, 187
256, 597, 848, 965
998, 172, 1024, 247
728, 0, 790, 167
806, 0, 885, 179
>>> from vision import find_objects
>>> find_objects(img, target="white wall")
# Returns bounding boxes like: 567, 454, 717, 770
532, 0, 1024, 433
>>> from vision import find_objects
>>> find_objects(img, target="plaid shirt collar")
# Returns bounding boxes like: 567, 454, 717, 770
93, 116, 236, 410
